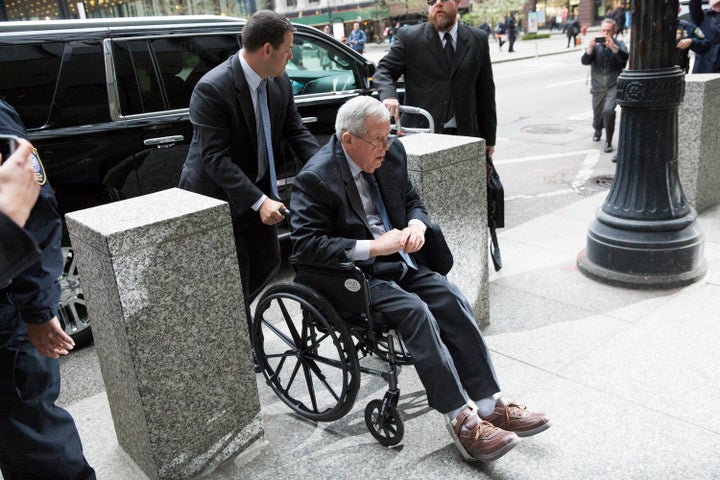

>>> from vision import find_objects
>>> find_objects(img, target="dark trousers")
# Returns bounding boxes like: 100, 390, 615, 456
591, 86, 618, 144
0, 314, 96, 480
368, 266, 500, 414
232, 214, 281, 335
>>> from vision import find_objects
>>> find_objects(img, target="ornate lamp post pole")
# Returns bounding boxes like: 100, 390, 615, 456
577, 0, 706, 288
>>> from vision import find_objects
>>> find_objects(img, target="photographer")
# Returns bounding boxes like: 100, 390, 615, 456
581, 18, 628, 157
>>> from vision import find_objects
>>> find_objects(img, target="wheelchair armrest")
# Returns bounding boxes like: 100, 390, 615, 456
290, 258, 357, 274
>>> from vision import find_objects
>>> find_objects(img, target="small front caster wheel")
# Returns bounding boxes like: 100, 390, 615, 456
364, 399, 404, 446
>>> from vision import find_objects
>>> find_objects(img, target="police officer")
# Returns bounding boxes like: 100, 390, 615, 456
0, 100, 96, 480
676, 18, 711, 73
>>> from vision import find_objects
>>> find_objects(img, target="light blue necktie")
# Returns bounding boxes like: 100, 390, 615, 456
257, 78, 279, 199
362, 172, 417, 270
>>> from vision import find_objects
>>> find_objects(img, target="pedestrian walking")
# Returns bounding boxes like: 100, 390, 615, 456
564, 14, 581, 48
348, 22, 367, 53
581, 18, 628, 155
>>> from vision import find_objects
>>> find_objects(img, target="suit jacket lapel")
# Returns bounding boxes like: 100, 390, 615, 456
424, 23, 448, 73
452, 24, 471, 77
374, 150, 405, 229
232, 55, 258, 154
333, 139, 372, 234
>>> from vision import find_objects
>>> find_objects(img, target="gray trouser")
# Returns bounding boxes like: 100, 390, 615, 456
369, 265, 500, 414
591, 85, 618, 143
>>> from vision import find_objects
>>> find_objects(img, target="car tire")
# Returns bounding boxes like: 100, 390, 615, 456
58, 247, 93, 349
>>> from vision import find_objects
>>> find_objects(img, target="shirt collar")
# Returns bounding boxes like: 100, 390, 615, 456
239, 51, 263, 91
341, 140, 364, 179
437, 21, 459, 44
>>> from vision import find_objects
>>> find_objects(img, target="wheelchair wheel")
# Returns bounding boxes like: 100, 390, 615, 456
253, 283, 360, 422
364, 399, 404, 446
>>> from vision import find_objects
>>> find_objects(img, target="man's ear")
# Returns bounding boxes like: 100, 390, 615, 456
262, 42, 273, 56
341, 131, 353, 145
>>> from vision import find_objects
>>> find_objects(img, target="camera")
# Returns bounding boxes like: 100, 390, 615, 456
0, 134, 19, 163
595, 37, 606, 44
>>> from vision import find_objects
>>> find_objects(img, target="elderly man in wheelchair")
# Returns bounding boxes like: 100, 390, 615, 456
252, 96, 550, 462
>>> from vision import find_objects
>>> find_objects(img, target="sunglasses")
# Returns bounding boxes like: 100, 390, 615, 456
427, 0, 453, 5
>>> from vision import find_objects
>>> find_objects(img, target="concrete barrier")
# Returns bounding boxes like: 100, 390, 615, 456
678, 74, 720, 213
65, 188, 263, 480
399, 133, 489, 328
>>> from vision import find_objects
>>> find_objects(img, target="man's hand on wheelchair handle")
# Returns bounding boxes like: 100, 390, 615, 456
259, 198, 288, 225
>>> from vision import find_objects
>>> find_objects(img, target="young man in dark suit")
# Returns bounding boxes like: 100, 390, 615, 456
290, 96, 550, 463
179, 11, 319, 328
373, 0, 497, 160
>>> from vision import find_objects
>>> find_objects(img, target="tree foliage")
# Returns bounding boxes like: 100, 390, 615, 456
462, 0, 525, 27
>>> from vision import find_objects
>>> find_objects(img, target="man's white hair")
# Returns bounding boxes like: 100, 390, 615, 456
335, 96, 391, 139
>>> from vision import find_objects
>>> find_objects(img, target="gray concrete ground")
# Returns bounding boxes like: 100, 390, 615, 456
22, 29, 720, 480
65, 190, 720, 480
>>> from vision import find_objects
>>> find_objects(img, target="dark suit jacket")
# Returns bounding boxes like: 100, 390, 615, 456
289, 136, 452, 274
179, 53, 319, 224
373, 22, 497, 146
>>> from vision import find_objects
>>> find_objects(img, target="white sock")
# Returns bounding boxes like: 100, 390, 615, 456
447, 404, 467, 422
474, 396, 497, 417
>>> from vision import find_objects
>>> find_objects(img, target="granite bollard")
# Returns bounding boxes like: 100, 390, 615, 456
65, 188, 263, 480
399, 133, 489, 328
678, 74, 720, 213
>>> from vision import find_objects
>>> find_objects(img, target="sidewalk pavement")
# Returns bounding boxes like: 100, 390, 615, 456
62, 191, 720, 479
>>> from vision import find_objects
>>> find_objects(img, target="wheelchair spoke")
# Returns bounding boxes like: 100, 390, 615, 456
299, 355, 320, 412
302, 356, 342, 402
277, 297, 302, 345
258, 317, 298, 352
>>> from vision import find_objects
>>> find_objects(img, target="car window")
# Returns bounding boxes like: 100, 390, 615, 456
113, 40, 164, 115
52, 41, 107, 126
152, 35, 241, 110
112, 35, 240, 115
287, 35, 359, 96
0, 43, 64, 129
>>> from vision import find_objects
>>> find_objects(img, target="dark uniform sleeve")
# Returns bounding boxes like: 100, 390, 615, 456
0, 100, 63, 324
5, 183, 63, 324
0, 212, 42, 287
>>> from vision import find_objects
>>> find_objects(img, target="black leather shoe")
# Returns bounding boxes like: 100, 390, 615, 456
611, 155, 617, 163
604, 142, 613, 153
592, 131, 601, 142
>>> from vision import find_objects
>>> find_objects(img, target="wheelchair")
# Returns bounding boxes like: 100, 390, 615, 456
251, 261, 413, 446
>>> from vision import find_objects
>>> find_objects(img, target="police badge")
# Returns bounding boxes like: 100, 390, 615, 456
30, 148, 47, 186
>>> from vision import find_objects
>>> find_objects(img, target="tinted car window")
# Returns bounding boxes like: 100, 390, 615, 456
53, 41, 107, 126
112, 34, 240, 115
153, 35, 240, 110
113, 40, 164, 115
0, 43, 64, 129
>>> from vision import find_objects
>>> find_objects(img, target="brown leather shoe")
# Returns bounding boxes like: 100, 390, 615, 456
480, 399, 552, 437
446, 407, 520, 462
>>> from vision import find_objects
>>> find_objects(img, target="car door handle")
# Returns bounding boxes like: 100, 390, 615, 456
302, 117, 318, 124
144, 135, 184, 147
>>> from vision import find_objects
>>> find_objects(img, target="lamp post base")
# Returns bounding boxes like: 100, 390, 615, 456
577, 210, 706, 289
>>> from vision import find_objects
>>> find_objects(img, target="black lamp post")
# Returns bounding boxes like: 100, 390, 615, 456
577, 0, 706, 288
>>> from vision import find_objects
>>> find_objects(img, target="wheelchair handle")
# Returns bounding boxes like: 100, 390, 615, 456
279, 207, 291, 217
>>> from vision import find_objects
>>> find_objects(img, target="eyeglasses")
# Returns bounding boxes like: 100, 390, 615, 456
426, 0, 452, 6
353, 133, 396, 149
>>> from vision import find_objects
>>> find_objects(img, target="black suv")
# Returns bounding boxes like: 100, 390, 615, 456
0, 16, 376, 347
